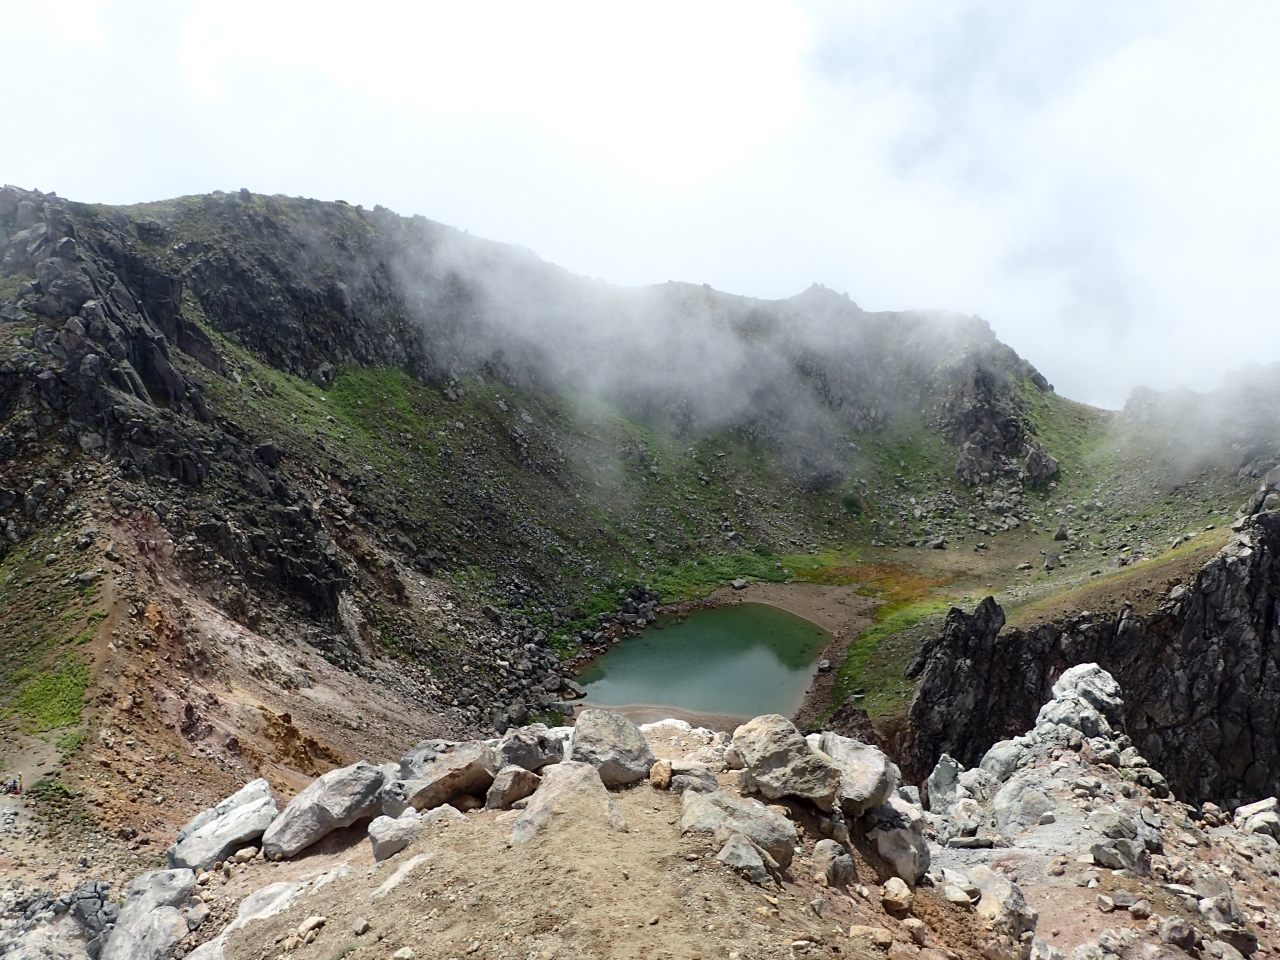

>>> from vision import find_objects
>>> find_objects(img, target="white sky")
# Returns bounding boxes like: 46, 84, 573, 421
3, 0, 1278, 408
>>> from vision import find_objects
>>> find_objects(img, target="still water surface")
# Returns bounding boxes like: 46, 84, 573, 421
577, 603, 831, 719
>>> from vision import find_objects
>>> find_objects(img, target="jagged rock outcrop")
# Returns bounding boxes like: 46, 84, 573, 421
905, 512, 1280, 802
936, 355, 1057, 486
920, 662, 1278, 960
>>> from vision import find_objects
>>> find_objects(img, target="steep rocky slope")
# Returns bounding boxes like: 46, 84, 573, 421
5, 179, 1280, 960
905, 509, 1280, 804
0, 182, 1080, 807
0, 184, 1077, 678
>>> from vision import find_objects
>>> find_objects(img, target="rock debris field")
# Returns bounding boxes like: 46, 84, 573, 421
5, 664, 1280, 960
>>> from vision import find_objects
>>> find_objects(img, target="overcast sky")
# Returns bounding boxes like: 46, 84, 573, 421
4, 0, 1278, 408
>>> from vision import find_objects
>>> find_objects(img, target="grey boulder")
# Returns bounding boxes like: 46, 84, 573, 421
980, 739, 1029, 782
167, 778, 278, 870
367, 811, 424, 861
716, 832, 778, 885
809, 731, 899, 817
926, 754, 963, 814
812, 838, 855, 887
1051, 663, 1125, 729
485, 765, 542, 810
261, 760, 389, 860
681, 788, 798, 869
1243, 811, 1280, 838
671, 764, 720, 795
970, 865, 1038, 960
382, 740, 500, 817
569, 709, 656, 787
992, 772, 1056, 833
511, 761, 627, 843
101, 869, 195, 960
733, 715, 839, 811
1234, 797, 1278, 821
1035, 695, 1115, 740
496, 724, 565, 771
864, 796, 930, 883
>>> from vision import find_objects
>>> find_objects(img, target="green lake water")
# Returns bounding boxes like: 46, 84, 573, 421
576, 603, 832, 719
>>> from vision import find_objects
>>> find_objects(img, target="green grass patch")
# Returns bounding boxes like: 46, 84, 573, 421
833, 598, 953, 718
801, 558, 957, 718
28, 776, 74, 802
0, 269, 33, 304
1020, 381, 1106, 470
527, 709, 570, 726
12, 658, 90, 730
646, 552, 791, 601
56, 727, 88, 758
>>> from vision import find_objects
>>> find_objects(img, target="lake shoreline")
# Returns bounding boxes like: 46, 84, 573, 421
568, 582, 880, 729
569, 702, 750, 733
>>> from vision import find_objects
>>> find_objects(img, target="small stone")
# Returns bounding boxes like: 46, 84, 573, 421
944, 885, 973, 906
1160, 917, 1197, 950
483, 765, 541, 810
881, 877, 914, 913
716, 832, 778, 886
650, 759, 673, 790
393, 949, 415, 960
352, 916, 370, 935
902, 918, 928, 945
848, 926, 894, 950
298, 915, 326, 935
1096, 895, 1116, 913
1110, 889, 1138, 909
812, 839, 855, 888
1128, 900, 1152, 920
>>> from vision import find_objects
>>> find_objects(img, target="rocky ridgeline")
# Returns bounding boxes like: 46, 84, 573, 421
907, 510, 1280, 803
12, 666, 1278, 960
0, 185, 350, 615
0, 185, 1061, 588
922, 662, 1279, 960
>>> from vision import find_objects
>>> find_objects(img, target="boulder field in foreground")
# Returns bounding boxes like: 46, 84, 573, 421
10, 667, 1280, 960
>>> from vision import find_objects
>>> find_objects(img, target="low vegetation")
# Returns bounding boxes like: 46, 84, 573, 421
12, 658, 90, 731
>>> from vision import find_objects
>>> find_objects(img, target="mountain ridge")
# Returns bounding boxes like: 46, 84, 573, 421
1, 183, 1277, 930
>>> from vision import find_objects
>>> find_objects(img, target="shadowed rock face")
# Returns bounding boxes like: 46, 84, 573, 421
904, 511, 1280, 804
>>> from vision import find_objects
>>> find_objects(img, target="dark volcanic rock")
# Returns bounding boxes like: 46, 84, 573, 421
904, 512, 1280, 803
